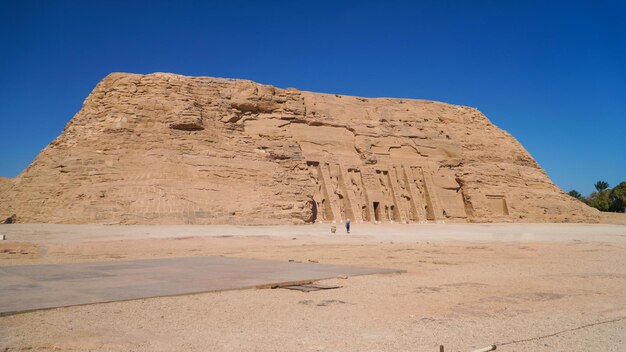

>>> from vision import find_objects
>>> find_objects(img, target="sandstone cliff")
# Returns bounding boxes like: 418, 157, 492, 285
0, 73, 599, 224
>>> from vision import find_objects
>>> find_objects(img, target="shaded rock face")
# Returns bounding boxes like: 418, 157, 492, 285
0, 73, 598, 224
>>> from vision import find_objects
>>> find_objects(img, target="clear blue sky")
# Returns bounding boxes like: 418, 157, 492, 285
1, 0, 624, 195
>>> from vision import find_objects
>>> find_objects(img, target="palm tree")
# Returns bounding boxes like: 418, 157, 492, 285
594, 181, 609, 192
568, 190, 583, 200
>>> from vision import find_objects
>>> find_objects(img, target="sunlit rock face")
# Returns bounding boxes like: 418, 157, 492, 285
0, 72, 598, 224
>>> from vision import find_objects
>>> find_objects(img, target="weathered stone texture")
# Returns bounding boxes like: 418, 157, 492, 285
0, 72, 599, 224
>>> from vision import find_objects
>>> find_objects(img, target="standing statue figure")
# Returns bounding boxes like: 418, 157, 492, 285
345, 218, 351, 234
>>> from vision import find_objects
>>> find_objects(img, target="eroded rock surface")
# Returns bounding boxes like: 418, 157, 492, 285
0, 73, 598, 224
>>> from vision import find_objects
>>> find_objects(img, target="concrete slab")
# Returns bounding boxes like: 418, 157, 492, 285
0, 256, 400, 315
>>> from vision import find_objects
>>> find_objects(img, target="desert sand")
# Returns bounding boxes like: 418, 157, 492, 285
1, 223, 625, 351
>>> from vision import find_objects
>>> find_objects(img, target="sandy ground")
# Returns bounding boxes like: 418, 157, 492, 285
600, 212, 626, 225
1, 223, 625, 351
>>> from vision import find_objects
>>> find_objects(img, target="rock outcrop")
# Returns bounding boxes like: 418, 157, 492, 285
0, 73, 599, 224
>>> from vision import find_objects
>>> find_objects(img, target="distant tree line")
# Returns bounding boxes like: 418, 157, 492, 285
568, 181, 626, 212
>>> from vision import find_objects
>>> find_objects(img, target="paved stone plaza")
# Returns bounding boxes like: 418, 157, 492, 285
0, 256, 399, 315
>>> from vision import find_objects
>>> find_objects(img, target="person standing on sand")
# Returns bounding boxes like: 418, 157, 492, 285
345, 218, 351, 234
